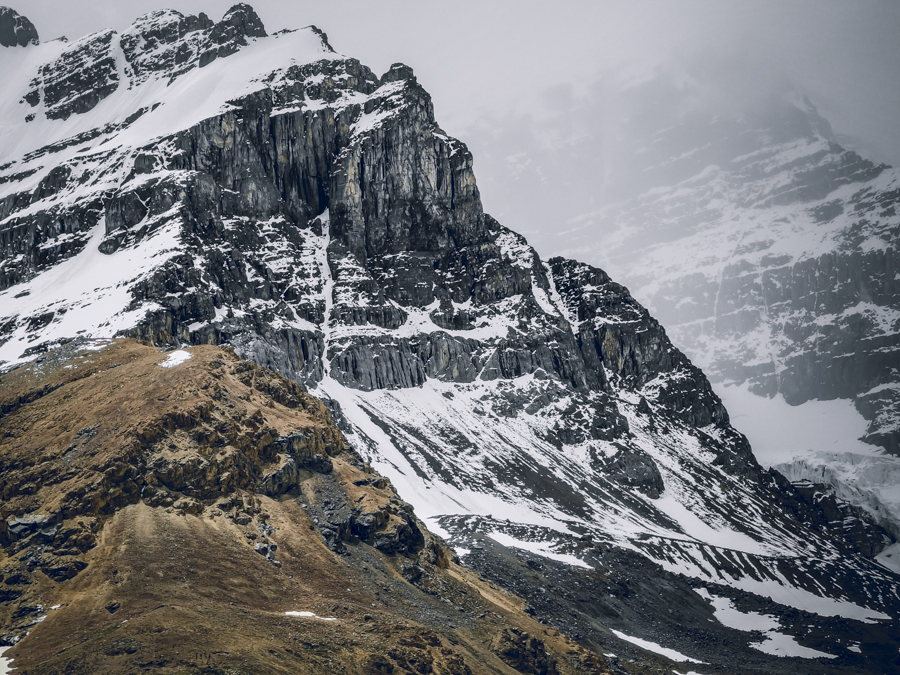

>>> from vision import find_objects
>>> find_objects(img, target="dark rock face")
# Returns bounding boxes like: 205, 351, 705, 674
491, 628, 559, 675
38, 29, 121, 120
601, 449, 664, 499
549, 257, 730, 429
0, 7, 38, 48
645, 239, 900, 456
120, 9, 215, 82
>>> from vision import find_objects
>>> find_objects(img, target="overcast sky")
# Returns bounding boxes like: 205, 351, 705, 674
13, 0, 900, 265
18, 1, 900, 161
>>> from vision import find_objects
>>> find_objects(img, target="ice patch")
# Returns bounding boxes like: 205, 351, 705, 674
876, 541, 900, 575
716, 383, 900, 538
158, 350, 192, 368
610, 629, 705, 663
717, 383, 874, 466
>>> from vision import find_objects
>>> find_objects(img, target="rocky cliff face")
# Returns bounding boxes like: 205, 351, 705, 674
585, 117, 900, 450
0, 6, 898, 673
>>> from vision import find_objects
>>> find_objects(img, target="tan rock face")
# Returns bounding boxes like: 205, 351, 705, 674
0, 339, 611, 674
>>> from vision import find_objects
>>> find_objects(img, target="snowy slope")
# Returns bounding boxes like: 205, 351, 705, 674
513, 77, 900, 562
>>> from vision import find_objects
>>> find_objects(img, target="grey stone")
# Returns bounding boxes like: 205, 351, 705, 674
0, 7, 38, 48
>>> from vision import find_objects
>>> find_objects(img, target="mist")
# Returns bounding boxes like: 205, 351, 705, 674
14, 0, 900, 262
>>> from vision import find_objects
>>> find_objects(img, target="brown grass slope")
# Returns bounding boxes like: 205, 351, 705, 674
0, 339, 613, 675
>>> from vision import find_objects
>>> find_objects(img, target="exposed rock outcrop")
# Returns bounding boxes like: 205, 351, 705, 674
0, 6, 36, 48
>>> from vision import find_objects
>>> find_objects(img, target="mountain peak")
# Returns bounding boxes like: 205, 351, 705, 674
214, 2, 267, 41
382, 62, 416, 84
0, 6, 38, 47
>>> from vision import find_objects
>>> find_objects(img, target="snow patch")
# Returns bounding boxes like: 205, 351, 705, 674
751, 632, 837, 660
650, 492, 770, 556
0, 218, 181, 368
694, 588, 779, 632
158, 350, 192, 368
285, 611, 337, 621
487, 532, 591, 569
610, 629, 705, 663
876, 541, 900, 575
717, 383, 874, 467
0, 647, 13, 675
657, 558, 891, 622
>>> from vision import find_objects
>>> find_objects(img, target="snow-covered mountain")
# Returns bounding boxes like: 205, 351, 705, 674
0, 6, 898, 671
494, 74, 900, 572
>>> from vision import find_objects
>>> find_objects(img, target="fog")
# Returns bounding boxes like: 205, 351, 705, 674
20, 2, 900, 151
14, 0, 900, 258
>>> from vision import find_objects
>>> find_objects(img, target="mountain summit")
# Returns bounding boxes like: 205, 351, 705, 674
0, 6, 38, 48
0, 6, 898, 673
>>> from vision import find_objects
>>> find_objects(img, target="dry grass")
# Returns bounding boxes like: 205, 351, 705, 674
0, 340, 610, 674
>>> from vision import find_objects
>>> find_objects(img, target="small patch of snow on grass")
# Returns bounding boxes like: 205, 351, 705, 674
0, 646, 14, 675
285, 611, 337, 621
158, 350, 192, 368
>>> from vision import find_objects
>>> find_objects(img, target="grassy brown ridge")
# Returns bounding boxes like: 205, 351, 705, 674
0, 339, 611, 674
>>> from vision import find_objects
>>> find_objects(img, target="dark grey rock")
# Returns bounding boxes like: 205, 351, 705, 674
6, 514, 51, 541
0, 7, 38, 47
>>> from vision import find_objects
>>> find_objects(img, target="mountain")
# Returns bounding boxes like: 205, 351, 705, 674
0, 338, 619, 674
503, 74, 900, 569
0, 6, 898, 673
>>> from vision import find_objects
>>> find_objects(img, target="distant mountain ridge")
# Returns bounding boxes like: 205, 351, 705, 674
0, 6, 898, 672
524, 77, 900, 561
